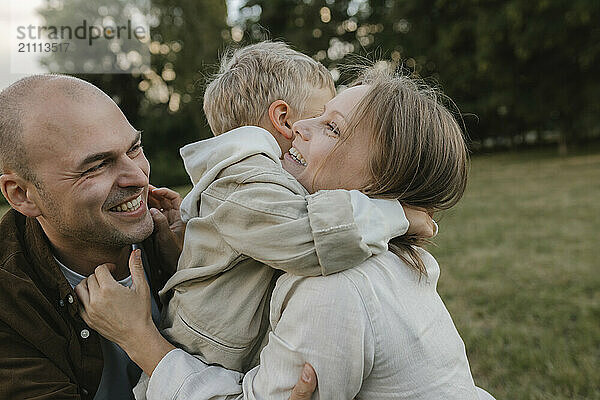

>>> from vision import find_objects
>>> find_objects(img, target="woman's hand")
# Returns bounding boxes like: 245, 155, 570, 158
148, 185, 185, 274
403, 205, 438, 238
75, 250, 175, 376
289, 363, 318, 400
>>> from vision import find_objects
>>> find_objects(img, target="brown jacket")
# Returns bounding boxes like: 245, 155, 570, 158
0, 209, 171, 399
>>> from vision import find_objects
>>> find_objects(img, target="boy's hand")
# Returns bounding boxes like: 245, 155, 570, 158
148, 185, 185, 274
148, 185, 185, 241
403, 205, 437, 238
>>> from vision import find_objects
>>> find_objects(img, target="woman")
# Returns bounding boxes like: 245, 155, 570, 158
77, 68, 493, 399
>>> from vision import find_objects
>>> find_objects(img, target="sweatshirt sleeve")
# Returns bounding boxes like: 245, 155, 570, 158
307, 189, 408, 273
140, 349, 242, 400
209, 172, 408, 276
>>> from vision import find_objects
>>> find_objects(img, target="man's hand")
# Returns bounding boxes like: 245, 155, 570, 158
75, 250, 176, 376
403, 205, 437, 238
77, 254, 320, 395
289, 363, 317, 400
148, 185, 185, 274
75, 250, 153, 348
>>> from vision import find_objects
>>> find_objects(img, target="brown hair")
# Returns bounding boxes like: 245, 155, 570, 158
337, 66, 468, 275
203, 41, 335, 135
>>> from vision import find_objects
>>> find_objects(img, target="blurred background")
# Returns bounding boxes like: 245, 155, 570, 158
1, 1, 599, 398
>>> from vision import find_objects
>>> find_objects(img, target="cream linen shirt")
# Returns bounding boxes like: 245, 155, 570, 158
138, 249, 482, 400
158, 126, 410, 373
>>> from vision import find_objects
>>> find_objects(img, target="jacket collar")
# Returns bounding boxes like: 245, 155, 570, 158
3, 208, 165, 311
179, 126, 281, 221
22, 213, 85, 319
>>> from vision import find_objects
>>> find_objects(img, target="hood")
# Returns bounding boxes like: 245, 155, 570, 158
179, 126, 282, 221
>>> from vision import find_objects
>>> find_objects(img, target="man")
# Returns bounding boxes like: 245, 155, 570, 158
0, 75, 316, 399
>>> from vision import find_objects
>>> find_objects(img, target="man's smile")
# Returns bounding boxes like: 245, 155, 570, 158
109, 194, 144, 214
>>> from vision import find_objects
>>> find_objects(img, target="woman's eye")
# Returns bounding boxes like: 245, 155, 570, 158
326, 122, 341, 137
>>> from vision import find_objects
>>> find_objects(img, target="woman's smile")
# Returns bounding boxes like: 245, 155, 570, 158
288, 146, 307, 166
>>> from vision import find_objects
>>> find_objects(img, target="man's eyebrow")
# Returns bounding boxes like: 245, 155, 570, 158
76, 151, 113, 171
76, 131, 142, 170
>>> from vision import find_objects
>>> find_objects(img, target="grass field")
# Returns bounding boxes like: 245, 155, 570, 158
430, 148, 599, 399
1, 148, 599, 398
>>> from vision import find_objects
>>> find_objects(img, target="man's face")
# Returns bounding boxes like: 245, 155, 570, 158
24, 91, 154, 249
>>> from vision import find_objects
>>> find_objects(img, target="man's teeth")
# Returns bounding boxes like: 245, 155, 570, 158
289, 147, 307, 166
110, 195, 143, 213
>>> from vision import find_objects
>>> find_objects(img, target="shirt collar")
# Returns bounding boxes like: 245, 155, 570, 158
54, 255, 134, 289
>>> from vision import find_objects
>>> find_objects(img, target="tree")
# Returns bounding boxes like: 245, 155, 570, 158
39, 0, 228, 185
234, 0, 600, 153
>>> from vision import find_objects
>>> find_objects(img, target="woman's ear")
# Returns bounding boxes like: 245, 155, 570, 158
0, 173, 42, 218
268, 100, 294, 140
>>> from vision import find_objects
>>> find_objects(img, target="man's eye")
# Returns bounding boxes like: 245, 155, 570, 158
128, 144, 143, 155
84, 161, 107, 175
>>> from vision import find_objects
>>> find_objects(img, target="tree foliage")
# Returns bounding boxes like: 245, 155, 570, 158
40, 0, 228, 185
37, 0, 600, 186
239, 0, 600, 152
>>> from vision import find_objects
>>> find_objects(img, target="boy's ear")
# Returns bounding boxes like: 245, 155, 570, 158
268, 100, 294, 140
0, 173, 42, 218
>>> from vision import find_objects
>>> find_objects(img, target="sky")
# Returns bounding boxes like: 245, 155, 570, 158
0, 0, 46, 90
0, 0, 242, 90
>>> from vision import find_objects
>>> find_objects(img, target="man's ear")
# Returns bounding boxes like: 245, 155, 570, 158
0, 173, 42, 217
268, 100, 294, 140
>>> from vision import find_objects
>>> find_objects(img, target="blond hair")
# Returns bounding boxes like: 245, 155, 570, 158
330, 67, 469, 275
203, 41, 335, 135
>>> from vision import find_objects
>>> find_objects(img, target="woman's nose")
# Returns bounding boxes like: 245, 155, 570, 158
292, 120, 311, 141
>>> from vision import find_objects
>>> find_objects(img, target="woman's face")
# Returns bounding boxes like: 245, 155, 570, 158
282, 85, 372, 193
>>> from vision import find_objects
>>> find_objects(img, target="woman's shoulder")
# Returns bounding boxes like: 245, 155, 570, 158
270, 248, 441, 321
342, 248, 441, 286
274, 248, 440, 297
273, 270, 362, 303
271, 270, 368, 326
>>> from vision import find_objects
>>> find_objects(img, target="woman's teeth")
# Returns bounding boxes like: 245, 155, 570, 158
110, 195, 143, 212
289, 147, 307, 166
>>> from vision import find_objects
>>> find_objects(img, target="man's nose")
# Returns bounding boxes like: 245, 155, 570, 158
116, 156, 148, 188
292, 120, 311, 141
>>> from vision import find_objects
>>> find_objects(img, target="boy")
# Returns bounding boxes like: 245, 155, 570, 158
158, 41, 434, 373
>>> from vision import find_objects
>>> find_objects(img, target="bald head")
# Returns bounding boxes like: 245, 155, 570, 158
0, 75, 109, 181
